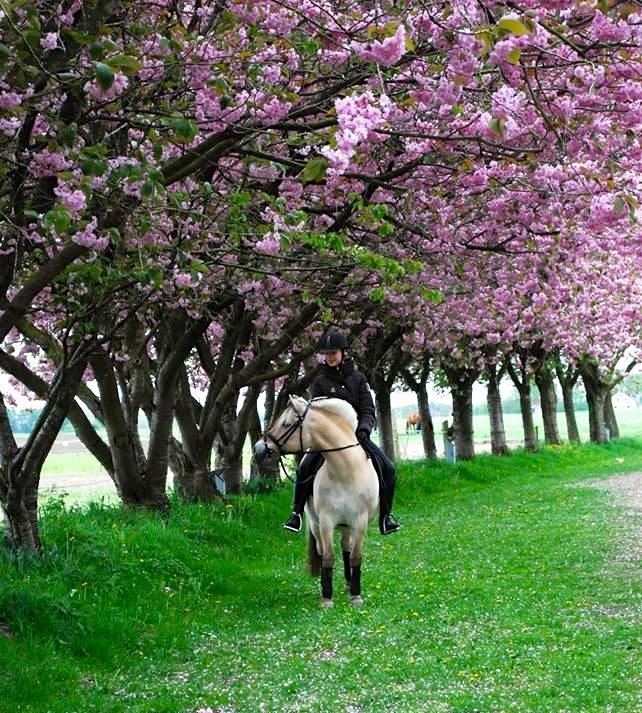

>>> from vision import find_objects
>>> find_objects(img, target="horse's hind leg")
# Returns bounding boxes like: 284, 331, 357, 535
349, 518, 368, 606
319, 516, 335, 609
340, 529, 352, 588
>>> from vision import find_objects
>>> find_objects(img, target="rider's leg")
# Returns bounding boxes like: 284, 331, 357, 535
363, 440, 401, 534
283, 452, 324, 532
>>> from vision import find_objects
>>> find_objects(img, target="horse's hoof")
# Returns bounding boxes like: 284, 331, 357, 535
320, 598, 334, 609
350, 595, 363, 606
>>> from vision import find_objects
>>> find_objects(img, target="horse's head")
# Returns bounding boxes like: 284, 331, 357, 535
254, 395, 310, 461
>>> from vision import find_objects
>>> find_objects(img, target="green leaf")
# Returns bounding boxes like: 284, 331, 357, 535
88, 42, 104, 60
0, 43, 14, 59
169, 117, 198, 143
95, 62, 115, 90
369, 287, 386, 303
301, 157, 328, 184
506, 48, 522, 65
422, 288, 443, 305
105, 54, 141, 76
67, 30, 95, 45
54, 209, 71, 233
498, 16, 531, 36
189, 259, 208, 274
23, 29, 41, 47
488, 117, 506, 136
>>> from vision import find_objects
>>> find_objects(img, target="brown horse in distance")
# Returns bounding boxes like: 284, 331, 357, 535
406, 411, 421, 433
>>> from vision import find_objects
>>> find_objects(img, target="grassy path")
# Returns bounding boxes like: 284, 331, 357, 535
1, 439, 642, 713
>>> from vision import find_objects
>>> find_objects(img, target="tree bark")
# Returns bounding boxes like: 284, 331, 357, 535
1, 356, 87, 551
485, 363, 508, 455
442, 365, 478, 460
400, 365, 437, 460
248, 402, 279, 484
416, 387, 438, 459
506, 355, 537, 451
555, 363, 581, 444
450, 376, 476, 460
580, 361, 609, 444
603, 392, 620, 439
91, 353, 155, 506
534, 365, 561, 446
373, 382, 396, 461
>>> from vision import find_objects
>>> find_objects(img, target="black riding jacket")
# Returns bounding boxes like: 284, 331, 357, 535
310, 359, 376, 436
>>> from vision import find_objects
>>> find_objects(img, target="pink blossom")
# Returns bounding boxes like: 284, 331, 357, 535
353, 25, 407, 68
40, 33, 58, 50
0, 118, 20, 136
0, 92, 22, 110
72, 218, 108, 251
255, 234, 280, 254
54, 185, 87, 215
31, 150, 72, 178
84, 73, 129, 101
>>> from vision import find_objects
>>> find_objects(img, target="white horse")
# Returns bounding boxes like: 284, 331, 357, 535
255, 395, 379, 608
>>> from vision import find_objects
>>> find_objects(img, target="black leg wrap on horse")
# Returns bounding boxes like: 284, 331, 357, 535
321, 567, 333, 600
350, 565, 361, 597
342, 550, 351, 583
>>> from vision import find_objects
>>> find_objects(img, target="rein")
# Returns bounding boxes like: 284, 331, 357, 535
262, 401, 361, 482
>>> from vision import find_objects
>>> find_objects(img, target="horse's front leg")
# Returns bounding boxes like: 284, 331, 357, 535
348, 517, 368, 606
319, 514, 335, 609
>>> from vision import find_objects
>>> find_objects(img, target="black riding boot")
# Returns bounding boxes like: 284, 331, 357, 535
283, 452, 323, 532
379, 474, 401, 535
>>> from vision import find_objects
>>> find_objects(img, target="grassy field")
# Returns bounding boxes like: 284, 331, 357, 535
1, 438, 641, 712
32, 407, 642, 480
399, 408, 642, 444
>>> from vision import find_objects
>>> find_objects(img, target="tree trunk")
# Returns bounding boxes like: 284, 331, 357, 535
485, 364, 508, 455
91, 354, 160, 507
604, 392, 620, 439
1, 356, 87, 551
416, 387, 437, 459
506, 356, 538, 452
2, 479, 40, 552
580, 361, 609, 444
171, 367, 216, 500
534, 366, 561, 446
373, 382, 396, 461
248, 403, 279, 484
518, 385, 538, 451
560, 380, 581, 443
451, 379, 475, 460
584, 384, 607, 444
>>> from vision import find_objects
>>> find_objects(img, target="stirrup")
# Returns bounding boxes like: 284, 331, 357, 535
380, 514, 401, 535
283, 512, 302, 533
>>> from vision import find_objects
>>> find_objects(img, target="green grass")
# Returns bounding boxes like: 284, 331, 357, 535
397, 408, 642, 446
1, 439, 642, 712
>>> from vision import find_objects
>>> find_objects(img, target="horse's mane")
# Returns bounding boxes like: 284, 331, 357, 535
310, 397, 358, 429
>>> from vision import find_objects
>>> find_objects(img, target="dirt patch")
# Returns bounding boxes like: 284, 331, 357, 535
581, 471, 642, 567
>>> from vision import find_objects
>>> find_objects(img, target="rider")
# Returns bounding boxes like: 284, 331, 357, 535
282, 331, 401, 536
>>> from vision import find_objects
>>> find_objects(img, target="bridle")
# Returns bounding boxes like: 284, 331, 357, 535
263, 400, 311, 459
261, 399, 361, 482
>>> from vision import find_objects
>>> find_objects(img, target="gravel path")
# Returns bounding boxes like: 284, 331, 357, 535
582, 471, 642, 566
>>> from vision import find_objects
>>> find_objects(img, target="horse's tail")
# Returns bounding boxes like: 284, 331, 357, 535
307, 527, 321, 577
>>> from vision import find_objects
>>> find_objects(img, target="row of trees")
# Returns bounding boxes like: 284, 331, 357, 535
1, 1, 641, 551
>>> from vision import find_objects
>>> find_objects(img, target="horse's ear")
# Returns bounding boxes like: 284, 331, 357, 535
289, 395, 307, 415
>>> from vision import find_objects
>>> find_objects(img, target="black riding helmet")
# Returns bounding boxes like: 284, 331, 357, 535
317, 331, 348, 353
